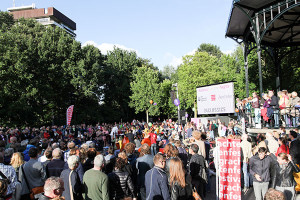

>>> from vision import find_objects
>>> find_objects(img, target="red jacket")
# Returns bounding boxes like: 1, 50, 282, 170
276, 144, 289, 156
149, 132, 157, 145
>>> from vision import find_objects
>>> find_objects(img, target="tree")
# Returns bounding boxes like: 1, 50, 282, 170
102, 47, 151, 122
0, 14, 105, 126
161, 65, 176, 80
130, 66, 161, 123
197, 43, 223, 58
177, 51, 220, 113
160, 79, 177, 118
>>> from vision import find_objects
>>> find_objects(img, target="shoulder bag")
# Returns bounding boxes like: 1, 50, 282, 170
21, 165, 43, 200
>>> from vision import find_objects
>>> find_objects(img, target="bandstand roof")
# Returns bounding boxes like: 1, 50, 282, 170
226, 0, 300, 47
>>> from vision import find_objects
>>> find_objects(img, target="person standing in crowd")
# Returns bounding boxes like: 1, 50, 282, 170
272, 153, 300, 200
63, 149, 84, 183
46, 148, 65, 178
241, 134, 253, 194
10, 152, 24, 178
251, 92, 261, 126
149, 130, 157, 156
189, 144, 207, 199
42, 149, 53, 168
83, 154, 109, 200
169, 157, 192, 200
83, 148, 97, 172
108, 158, 136, 200
265, 132, 279, 156
124, 142, 137, 167
279, 90, 291, 127
264, 188, 286, 200
20, 147, 46, 199
136, 144, 154, 200
64, 142, 76, 162
164, 143, 178, 175
0, 152, 17, 199
289, 130, 300, 164
269, 90, 280, 128
118, 152, 137, 185
275, 137, 289, 156
208, 121, 216, 140
39, 177, 64, 200
104, 146, 116, 174
145, 153, 170, 200
190, 131, 206, 159
291, 91, 300, 127
60, 155, 82, 200
250, 147, 274, 200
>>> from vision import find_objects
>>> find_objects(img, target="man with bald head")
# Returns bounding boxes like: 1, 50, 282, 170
46, 148, 65, 177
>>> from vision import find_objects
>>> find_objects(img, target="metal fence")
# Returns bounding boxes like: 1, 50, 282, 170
237, 107, 299, 129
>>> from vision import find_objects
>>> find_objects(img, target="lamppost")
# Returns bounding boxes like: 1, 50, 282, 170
172, 83, 180, 125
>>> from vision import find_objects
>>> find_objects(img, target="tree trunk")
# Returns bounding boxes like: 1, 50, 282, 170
194, 101, 197, 118
146, 110, 149, 123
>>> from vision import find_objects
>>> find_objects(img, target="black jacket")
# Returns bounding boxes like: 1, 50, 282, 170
249, 154, 274, 182
108, 169, 136, 200
46, 159, 65, 178
272, 161, 300, 188
290, 139, 300, 165
170, 175, 193, 200
188, 154, 206, 182
270, 95, 279, 109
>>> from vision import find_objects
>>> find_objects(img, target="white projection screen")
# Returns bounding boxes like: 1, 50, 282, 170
196, 82, 235, 115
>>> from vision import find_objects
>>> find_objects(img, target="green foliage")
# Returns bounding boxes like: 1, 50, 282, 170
130, 66, 161, 117
177, 51, 220, 109
160, 79, 177, 118
161, 65, 176, 80
102, 47, 148, 122
0, 15, 105, 126
0, 11, 14, 31
197, 43, 223, 58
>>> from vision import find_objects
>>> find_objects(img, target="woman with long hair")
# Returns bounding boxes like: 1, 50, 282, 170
272, 153, 300, 200
10, 152, 25, 178
108, 158, 136, 200
164, 143, 178, 175
275, 137, 289, 156
169, 157, 192, 200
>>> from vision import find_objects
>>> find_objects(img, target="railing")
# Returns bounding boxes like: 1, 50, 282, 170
236, 106, 300, 129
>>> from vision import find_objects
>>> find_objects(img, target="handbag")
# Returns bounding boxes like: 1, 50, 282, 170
21, 165, 44, 200
192, 187, 202, 200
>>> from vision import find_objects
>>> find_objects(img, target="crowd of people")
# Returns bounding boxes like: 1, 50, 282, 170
0, 118, 298, 200
236, 90, 300, 128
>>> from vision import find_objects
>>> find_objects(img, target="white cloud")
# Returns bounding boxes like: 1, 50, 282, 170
82, 41, 140, 55
222, 49, 234, 55
165, 49, 197, 68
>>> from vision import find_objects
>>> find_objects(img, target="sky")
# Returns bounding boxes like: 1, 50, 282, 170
1, 0, 238, 69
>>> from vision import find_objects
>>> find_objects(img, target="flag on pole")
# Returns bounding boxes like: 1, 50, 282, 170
66, 105, 74, 126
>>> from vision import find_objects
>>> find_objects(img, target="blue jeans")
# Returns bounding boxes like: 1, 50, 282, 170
273, 110, 279, 127
254, 108, 261, 124
293, 116, 299, 127
206, 170, 211, 191
209, 131, 214, 140
151, 143, 157, 156
243, 162, 250, 188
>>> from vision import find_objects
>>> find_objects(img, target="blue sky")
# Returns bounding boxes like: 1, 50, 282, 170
1, 0, 238, 69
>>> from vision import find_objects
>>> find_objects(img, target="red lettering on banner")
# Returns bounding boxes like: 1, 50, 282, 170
218, 139, 241, 200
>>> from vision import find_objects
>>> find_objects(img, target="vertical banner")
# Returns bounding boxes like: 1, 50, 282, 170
217, 139, 241, 200
66, 105, 74, 126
